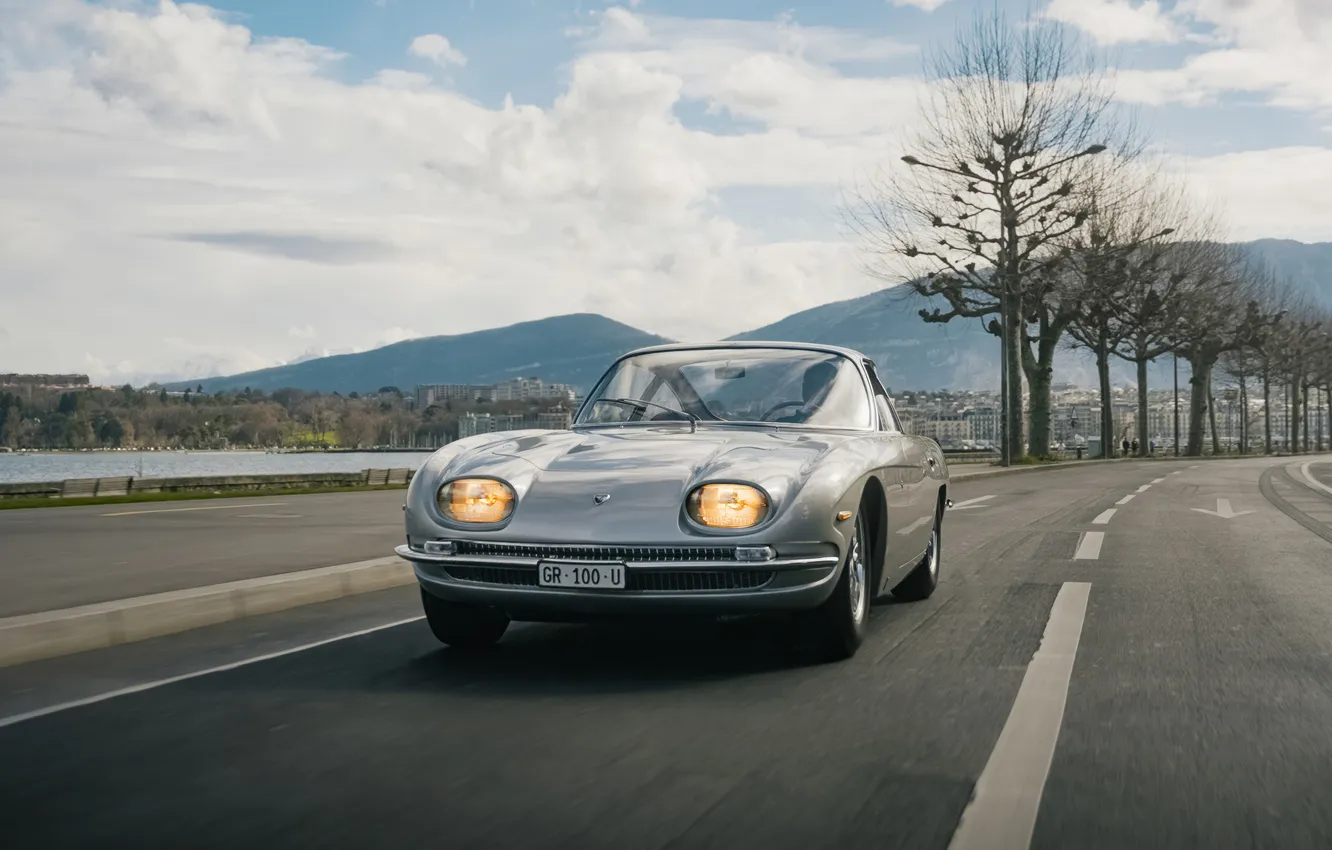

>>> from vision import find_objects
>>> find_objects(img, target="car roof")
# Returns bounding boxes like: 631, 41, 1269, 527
620, 340, 872, 362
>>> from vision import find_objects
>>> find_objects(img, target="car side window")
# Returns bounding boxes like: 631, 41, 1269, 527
863, 361, 900, 433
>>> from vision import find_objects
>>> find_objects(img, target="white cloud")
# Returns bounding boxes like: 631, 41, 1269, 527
1042, 0, 1179, 45
0, 0, 1328, 385
1108, 0, 1332, 112
888, 0, 952, 11
408, 33, 466, 67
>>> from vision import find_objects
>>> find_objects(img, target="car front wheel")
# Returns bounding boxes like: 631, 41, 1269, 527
421, 589, 510, 649
800, 510, 870, 661
892, 501, 941, 602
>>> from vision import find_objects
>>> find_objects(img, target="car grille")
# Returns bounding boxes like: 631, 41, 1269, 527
443, 565, 774, 592
451, 541, 737, 563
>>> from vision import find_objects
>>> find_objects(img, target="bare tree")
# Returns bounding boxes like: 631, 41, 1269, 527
1166, 251, 1277, 455
844, 5, 1134, 462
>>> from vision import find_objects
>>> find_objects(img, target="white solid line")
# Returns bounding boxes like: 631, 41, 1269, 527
1152, 478, 1166, 484
1116, 494, 1135, 505
1073, 531, 1104, 560
1092, 509, 1116, 525
0, 616, 424, 730
1300, 462, 1332, 497
1136, 484, 1152, 492
103, 502, 290, 517
947, 581, 1091, 850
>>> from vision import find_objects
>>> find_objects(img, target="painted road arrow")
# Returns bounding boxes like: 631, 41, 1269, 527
1192, 498, 1255, 519
950, 495, 995, 511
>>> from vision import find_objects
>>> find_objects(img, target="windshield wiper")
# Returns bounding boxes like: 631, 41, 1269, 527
593, 398, 699, 433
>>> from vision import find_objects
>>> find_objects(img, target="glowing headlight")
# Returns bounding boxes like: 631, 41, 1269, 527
438, 478, 515, 524
687, 483, 769, 529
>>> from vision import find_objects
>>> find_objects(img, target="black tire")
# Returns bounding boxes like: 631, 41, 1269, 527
421, 589, 510, 649
800, 510, 871, 661
892, 501, 942, 602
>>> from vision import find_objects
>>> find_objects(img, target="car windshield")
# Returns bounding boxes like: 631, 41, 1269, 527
576, 348, 873, 428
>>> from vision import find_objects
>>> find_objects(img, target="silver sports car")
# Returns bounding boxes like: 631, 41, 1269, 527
396, 342, 949, 660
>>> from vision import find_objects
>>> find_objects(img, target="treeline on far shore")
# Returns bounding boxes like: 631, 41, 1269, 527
0, 385, 570, 451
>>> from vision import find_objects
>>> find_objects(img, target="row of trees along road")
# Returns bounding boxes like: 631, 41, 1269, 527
845, 7, 1332, 462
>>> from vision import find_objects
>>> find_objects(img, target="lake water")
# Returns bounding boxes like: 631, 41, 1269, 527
0, 450, 439, 484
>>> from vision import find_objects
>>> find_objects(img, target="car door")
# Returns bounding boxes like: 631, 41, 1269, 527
863, 360, 931, 575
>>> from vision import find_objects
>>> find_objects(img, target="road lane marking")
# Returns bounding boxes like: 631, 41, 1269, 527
950, 495, 995, 511
1170, 471, 1181, 475
1136, 484, 1152, 492
0, 616, 424, 729
1192, 498, 1254, 519
1300, 462, 1332, 497
1152, 478, 1166, 484
234, 514, 304, 519
896, 516, 933, 535
1073, 531, 1104, 560
1116, 494, 1135, 505
947, 581, 1091, 850
1092, 509, 1116, 525
102, 502, 291, 517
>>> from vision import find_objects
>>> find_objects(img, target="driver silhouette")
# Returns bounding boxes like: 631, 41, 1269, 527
774, 360, 838, 422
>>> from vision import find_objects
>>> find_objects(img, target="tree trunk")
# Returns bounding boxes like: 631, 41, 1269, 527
1136, 355, 1149, 456
1263, 363, 1272, 453
1291, 377, 1302, 454
1208, 383, 1221, 455
1021, 315, 1061, 458
1238, 374, 1247, 454
1302, 381, 1311, 453
1096, 337, 1114, 458
1005, 304, 1025, 462
1186, 356, 1211, 456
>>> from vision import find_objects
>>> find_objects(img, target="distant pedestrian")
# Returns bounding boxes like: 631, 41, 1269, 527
1121, 437, 1130, 456
1132, 439, 1140, 455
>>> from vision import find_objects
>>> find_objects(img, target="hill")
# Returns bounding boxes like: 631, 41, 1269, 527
176, 240, 1331, 393
173, 314, 670, 394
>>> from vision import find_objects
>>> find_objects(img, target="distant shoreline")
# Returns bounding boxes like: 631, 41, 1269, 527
0, 447, 438, 456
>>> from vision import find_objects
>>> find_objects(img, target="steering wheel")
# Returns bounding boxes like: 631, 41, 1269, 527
760, 400, 805, 421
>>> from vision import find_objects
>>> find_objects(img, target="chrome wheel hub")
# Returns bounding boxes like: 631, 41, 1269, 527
849, 520, 866, 623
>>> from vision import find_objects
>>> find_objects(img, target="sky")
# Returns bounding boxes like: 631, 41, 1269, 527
1, 0, 1331, 385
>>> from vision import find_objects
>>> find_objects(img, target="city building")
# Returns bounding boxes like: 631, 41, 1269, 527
961, 407, 1000, 446
912, 415, 972, 446
416, 384, 495, 408
457, 405, 573, 439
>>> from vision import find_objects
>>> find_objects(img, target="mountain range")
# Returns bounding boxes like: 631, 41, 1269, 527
174, 239, 1331, 394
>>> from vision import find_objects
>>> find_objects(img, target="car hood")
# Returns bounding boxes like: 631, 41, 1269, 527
417, 425, 861, 542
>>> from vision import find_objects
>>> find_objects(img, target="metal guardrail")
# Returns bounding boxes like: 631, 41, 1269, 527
0, 468, 416, 500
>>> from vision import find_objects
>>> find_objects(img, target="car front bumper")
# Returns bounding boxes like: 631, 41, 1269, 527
395, 544, 842, 619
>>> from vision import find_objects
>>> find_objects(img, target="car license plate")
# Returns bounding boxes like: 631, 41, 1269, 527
538, 561, 625, 589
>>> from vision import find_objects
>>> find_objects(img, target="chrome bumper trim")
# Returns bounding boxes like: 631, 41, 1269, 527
394, 544, 838, 571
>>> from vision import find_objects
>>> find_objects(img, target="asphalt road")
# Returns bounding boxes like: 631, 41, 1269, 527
3, 456, 1332, 849
0, 489, 408, 616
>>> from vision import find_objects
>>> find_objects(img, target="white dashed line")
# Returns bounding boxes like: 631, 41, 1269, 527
951, 495, 996, 511
1152, 478, 1166, 484
0, 617, 425, 729
947, 581, 1092, 850
1092, 509, 1116, 525
1136, 484, 1152, 492
1116, 494, 1135, 505
1073, 531, 1104, 560
1170, 471, 1182, 475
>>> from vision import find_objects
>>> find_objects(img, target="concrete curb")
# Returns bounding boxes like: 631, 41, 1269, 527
0, 557, 415, 668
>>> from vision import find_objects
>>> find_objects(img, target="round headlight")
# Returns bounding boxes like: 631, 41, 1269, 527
687, 483, 769, 529
438, 478, 515, 524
